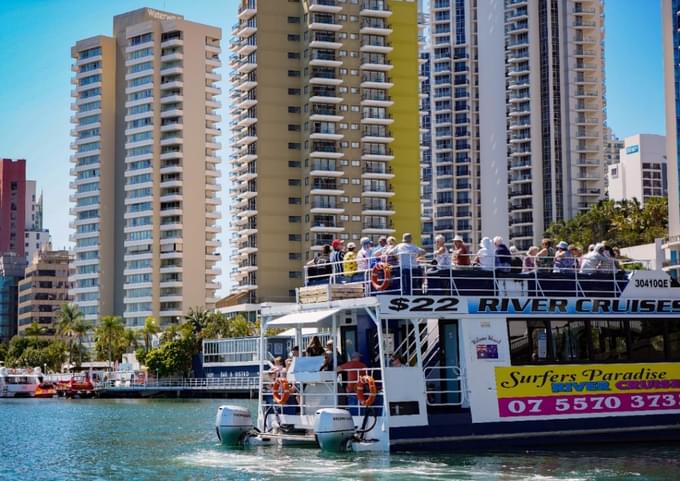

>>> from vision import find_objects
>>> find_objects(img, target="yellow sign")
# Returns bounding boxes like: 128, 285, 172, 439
495, 363, 680, 398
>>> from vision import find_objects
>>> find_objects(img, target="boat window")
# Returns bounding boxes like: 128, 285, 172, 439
509, 318, 680, 365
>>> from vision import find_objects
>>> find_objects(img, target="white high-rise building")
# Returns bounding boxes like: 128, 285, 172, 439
24, 180, 50, 262
70, 8, 222, 326
607, 134, 667, 205
427, 0, 607, 250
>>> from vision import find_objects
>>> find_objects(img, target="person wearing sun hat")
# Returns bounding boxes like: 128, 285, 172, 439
553, 240, 576, 273
452, 234, 470, 267
343, 242, 358, 280
330, 238, 345, 281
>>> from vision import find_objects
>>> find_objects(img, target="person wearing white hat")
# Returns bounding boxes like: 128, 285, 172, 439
357, 237, 372, 272
343, 242, 358, 280
473, 237, 494, 271
433, 234, 451, 269
452, 235, 470, 267
579, 242, 612, 273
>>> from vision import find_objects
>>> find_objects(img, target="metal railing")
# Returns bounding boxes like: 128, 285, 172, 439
424, 365, 464, 406
95, 377, 259, 390
303, 251, 639, 299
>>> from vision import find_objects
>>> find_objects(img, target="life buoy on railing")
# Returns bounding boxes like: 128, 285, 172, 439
370, 263, 392, 291
355, 375, 378, 407
272, 378, 290, 405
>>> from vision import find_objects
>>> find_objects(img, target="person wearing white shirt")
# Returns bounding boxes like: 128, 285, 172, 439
396, 233, 425, 268
357, 237, 372, 272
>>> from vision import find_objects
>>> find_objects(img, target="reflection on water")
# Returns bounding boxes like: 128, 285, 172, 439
0, 398, 679, 481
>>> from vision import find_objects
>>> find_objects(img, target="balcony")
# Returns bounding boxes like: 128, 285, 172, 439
309, 87, 342, 104
309, 15, 342, 31
238, 2, 256, 20
310, 105, 343, 122
361, 147, 394, 161
310, 179, 344, 195
360, 0, 391, 18
310, 32, 342, 50
309, 0, 342, 13
310, 199, 344, 214
309, 51, 342, 68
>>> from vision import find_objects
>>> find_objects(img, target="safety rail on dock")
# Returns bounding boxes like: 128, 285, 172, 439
94, 377, 259, 391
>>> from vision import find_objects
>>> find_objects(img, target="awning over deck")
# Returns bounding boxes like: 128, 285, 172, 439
267, 308, 342, 328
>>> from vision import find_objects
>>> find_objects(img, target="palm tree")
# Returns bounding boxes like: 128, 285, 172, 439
56, 303, 84, 368
72, 318, 91, 369
142, 316, 160, 353
95, 316, 125, 370
123, 328, 139, 353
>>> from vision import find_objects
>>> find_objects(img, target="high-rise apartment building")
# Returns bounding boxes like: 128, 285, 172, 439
663, 0, 680, 278
24, 180, 51, 263
607, 134, 667, 205
70, 8, 222, 327
0, 254, 27, 341
17, 250, 71, 334
229, 0, 421, 304
0, 159, 26, 258
428, 0, 606, 250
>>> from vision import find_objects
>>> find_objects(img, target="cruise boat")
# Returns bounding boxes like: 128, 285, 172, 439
0, 367, 42, 398
216, 257, 680, 452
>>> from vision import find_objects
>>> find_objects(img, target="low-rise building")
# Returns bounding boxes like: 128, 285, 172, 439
17, 249, 71, 335
607, 134, 668, 205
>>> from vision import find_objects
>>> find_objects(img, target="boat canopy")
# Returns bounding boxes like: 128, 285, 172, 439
267, 308, 342, 328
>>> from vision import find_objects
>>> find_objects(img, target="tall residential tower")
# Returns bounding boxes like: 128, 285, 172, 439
70, 8, 222, 326
228, 0, 421, 305
427, 0, 606, 249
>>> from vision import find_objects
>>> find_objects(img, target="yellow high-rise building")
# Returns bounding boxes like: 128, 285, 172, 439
229, 0, 421, 306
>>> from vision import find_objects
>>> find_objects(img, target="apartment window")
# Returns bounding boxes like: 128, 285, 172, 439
80, 46, 101, 59
288, 88, 301, 95
288, 16, 300, 23
351, 178, 360, 185
288, 106, 301, 113
288, 70, 301, 77
288, 197, 301, 205
288, 142, 301, 150
288, 179, 301, 186
289, 216, 301, 223
288, 124, 301, 131
289, 234, 301, 241
129, 32, 152, 46
289, 271, 302, 279
288, 34, 300, 41
288, 52, 300, 59
288, 161, 301, 168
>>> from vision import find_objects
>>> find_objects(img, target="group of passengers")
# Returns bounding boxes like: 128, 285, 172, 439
305, 233, 622, 282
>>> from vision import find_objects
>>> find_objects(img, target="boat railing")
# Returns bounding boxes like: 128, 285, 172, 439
423, 365, 465, 407
261, 367, 384, 418
302, 253, 638, 300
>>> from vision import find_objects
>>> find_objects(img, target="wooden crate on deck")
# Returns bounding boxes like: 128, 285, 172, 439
298, 284, 365, 304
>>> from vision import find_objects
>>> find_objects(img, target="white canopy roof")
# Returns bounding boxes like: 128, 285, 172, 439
267, 308, 342, 328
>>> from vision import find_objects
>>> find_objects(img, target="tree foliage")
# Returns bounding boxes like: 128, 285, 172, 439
544, 198, 668, 249
94, 316, 125, 367
5, 336, 66, 372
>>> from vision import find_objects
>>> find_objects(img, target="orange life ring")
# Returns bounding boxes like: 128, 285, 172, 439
272, 378, 290, 405
370, 263, 392, 291
355, 375, 378, 407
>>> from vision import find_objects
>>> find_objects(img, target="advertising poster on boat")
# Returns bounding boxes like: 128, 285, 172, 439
494, 363, 680, 420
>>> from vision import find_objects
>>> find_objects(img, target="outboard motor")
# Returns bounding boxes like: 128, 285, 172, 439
215, 405, 253, 445
314, 408, 355, 452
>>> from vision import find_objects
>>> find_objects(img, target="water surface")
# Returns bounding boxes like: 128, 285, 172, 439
1, 398, 679, 481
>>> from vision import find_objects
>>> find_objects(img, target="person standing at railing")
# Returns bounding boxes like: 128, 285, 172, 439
536, 238, 555, 273
579, 243, 613, 273
433, 234, 451, 269
452, 235, 470, 267
382, 236, 399, 266
306, 336, 325, 356
522, 246, 539, 273
509, 246, 523, 273
553, 241, 576, 273
396, 233, 426, 294
343, 242, 359, 281
473, 237, 494, 270
337, 352, 367, 395
357, 237, 372, 274
493, 236, 512, 273
330, 239, 345, 282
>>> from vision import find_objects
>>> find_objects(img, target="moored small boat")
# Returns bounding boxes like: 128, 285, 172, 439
56, 375, 94, 398
34, 382, 57, 398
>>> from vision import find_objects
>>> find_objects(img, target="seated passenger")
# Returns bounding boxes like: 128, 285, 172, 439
569, 245, 582, 270
522, 246, 539, 273
553, 241, 576, 273
579, 243, 614, 273
390, 354, 406, 367
473, 237, 494, 271
269, 357, 286, 381
493, 236, 512, 273
452, 235, 470, 267
306, 336, 325, 357
433, 234, 451, 269
536, 238, 555, 273
337, 352, 367, 394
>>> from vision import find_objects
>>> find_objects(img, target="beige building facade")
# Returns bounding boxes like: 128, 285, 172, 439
229, 0, 421, 305
18, 250, 71, 334
70, 8, 222, 327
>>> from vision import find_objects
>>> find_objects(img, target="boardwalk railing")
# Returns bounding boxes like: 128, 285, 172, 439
94, 376, 259, 391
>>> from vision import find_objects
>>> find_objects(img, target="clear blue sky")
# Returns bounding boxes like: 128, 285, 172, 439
0, 0, 666, 294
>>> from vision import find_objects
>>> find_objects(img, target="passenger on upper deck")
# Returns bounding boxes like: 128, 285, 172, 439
396, 233, 426, 268
452, 235, 470, 267
579, 243, 615, 273
269, 357, 286, 380
570, 245, 582, 270
289, 346, 300, 358
343, 242, 358, 279
433, 234, 451, 268
306, 336, 325, 357
553, 241, 576, 273
509, 246, 523, 273
382, 236, 399, 266
357, 237, 372, 272
473, 237, 494, 271
330, 239, 345, 281
522, 246, 538, 273
372, 236, 388, 258
493, 236, 512, 273
536, 239, 555, 273
306, 244, 331, 266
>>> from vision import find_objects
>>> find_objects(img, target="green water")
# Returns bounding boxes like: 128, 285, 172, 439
1, 398, 679, 481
